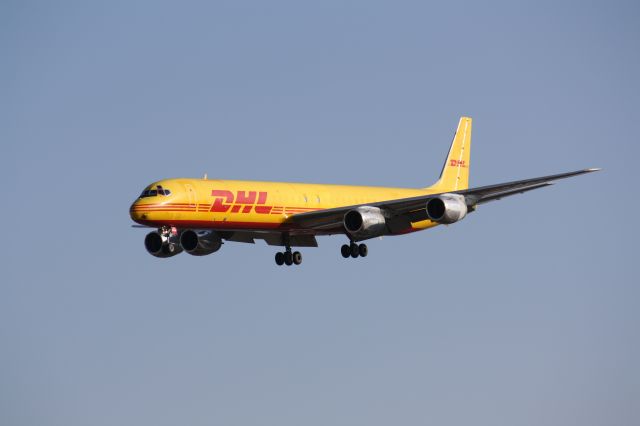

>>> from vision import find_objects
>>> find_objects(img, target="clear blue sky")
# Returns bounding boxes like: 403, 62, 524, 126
2, 1, 638, 425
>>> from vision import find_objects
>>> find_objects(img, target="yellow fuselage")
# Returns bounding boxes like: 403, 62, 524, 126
130, 179, 439, 234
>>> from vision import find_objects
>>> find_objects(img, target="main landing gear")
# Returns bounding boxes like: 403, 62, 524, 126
275, 247, 302, 266
341, 242, 368, 259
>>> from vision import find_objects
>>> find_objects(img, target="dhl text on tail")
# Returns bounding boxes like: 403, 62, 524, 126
130, 117, 599, 266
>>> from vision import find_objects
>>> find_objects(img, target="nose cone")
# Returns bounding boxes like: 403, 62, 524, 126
131, 180, 178, 225
129, 200, 148, 224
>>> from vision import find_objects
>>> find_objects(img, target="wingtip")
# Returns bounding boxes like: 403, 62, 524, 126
586, 167, 602, 172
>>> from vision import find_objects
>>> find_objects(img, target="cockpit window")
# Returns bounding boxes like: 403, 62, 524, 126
139, 185, 172, 198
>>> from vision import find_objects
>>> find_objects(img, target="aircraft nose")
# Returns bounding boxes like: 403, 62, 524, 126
129, 200, 148, 223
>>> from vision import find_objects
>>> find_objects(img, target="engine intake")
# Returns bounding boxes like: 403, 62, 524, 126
426, 194, 468, 224
180, 230, 223, 256
343, 206, 387, 239
144, 231, 183, 258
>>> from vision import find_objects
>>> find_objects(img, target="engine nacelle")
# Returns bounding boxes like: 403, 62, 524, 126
144, 231, 183, 258
343, 206, 387, 239
426, 194, 468, 224
180, 230, 223, 256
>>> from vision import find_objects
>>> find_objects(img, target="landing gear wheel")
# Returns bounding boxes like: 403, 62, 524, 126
341, 244, 351, 258
167, 243, 178, 254
284, 251, 293, 266
292, 251, 302, 265
275, 252, 285, 266
358, 243, 368, 257
350, 243, 359, 258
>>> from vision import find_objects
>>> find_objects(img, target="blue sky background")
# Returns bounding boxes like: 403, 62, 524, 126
2, 1, 638, 425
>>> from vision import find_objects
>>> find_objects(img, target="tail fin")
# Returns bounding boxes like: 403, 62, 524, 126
430, 116, 472, 191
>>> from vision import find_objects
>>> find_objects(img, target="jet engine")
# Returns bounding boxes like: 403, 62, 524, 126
144, 231, 183, 258
426, 194, 468, 224
343, 206, 387, 239
180, 230, 223, 256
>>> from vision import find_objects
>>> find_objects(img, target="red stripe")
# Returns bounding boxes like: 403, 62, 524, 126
135, 204, 319, 211
132, 208, 196, 212
134, 206, 195, 210
132, 219, 289, 230
134, 203, 196, 207
132, 209, 196, 213
133, 203, 196, 208
133, 204, 196, 209
135, 205, 195, 208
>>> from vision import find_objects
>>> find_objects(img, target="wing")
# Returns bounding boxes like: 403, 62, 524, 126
288, 168, 600, 231
455, 168, 600, 205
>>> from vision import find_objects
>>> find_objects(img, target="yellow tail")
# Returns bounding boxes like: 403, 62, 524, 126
430, 116, 472, 191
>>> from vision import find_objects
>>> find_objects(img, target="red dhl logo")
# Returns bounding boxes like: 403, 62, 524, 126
210, 190, 273, 214
449, 159, 467, 168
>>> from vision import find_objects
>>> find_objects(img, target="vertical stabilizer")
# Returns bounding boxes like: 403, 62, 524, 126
430, 117, 472, 191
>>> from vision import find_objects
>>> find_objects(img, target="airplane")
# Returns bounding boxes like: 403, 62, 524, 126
130, 117, 599, 266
